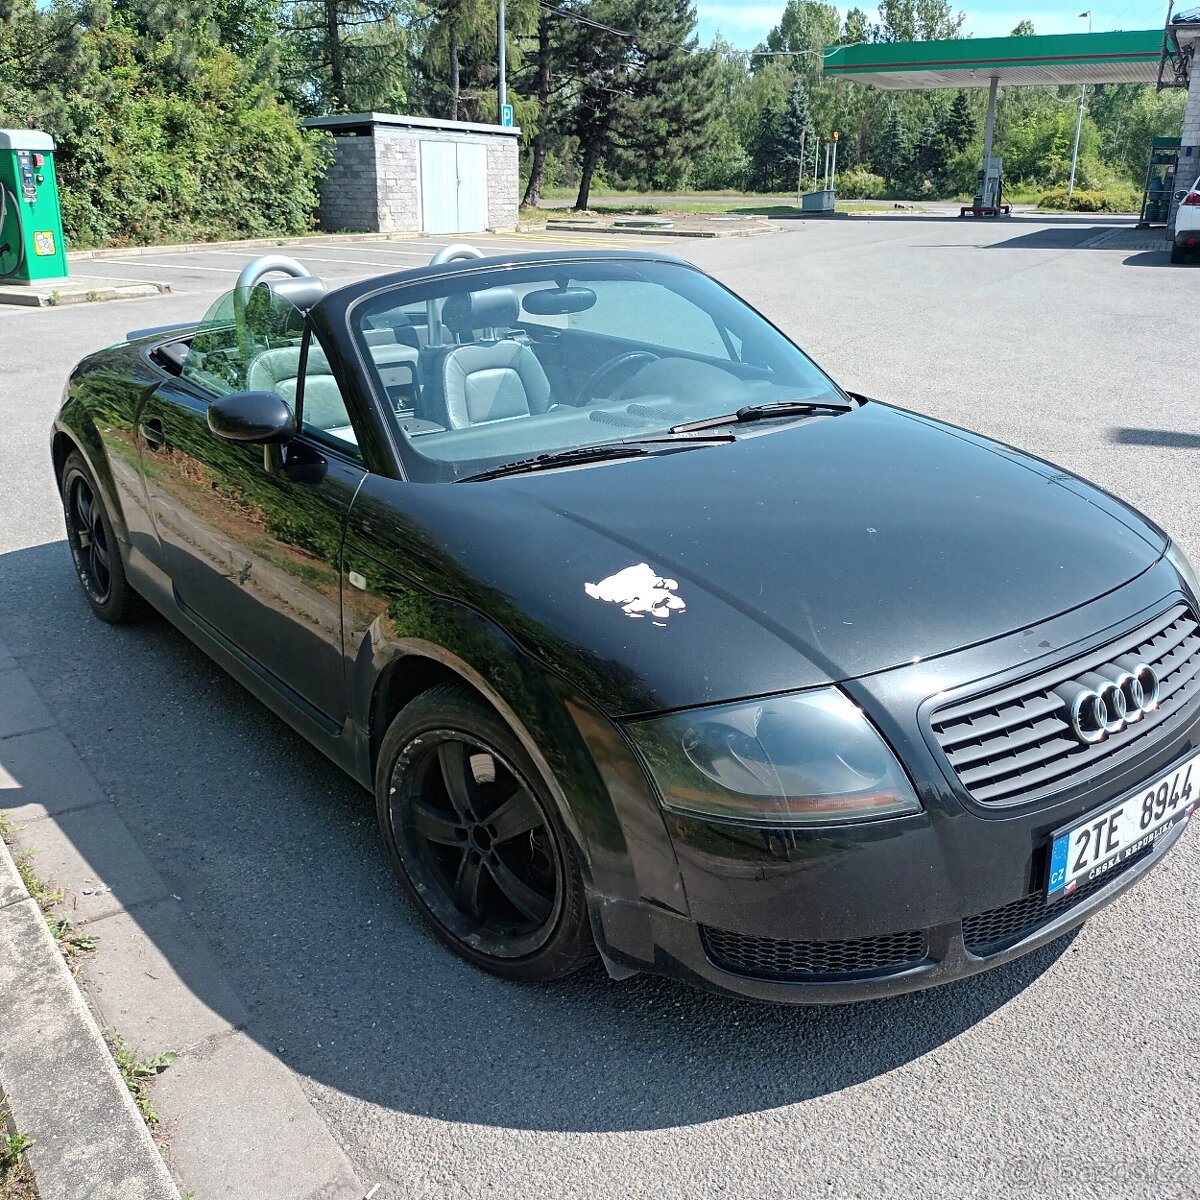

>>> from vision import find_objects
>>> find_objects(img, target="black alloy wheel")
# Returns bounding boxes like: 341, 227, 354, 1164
376, 684, 594, 980
60, 451, 147, 624
66, 471, 111, 604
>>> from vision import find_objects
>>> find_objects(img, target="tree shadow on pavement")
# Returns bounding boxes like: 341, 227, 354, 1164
0, 540, 1072, 1135
1109, 427, 1200, 449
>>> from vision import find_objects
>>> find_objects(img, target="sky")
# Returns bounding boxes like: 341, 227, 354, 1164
694, 2, 1175, 48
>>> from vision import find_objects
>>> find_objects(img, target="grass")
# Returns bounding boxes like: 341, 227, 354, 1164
0, 819, 173, 1144
104, 1033, 176, 1127
0, 817, 97, 972
0, 1100, 36, 1200
540, 185, 793, 201
534, 198, 911, 220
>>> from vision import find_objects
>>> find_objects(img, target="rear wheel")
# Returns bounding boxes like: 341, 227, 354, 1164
1170, 242, 1187, 264
60, 451, 147, 623
375, 683, 595, 981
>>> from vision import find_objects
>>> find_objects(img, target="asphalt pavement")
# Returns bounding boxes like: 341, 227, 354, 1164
1, 215, 1198, 1199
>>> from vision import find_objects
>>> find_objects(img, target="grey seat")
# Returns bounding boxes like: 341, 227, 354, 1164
246, 345, 348, 434
437, 287, 551, 427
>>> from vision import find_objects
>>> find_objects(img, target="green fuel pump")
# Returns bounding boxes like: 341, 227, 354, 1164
0, 129, 69, 284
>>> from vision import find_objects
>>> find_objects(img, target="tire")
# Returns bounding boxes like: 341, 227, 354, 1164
60, 450, 148, 624
375, 682, 596, 981
1170, 243, 1187, 264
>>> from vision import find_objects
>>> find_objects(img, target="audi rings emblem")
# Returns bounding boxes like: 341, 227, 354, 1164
1057, 664, 1160, 746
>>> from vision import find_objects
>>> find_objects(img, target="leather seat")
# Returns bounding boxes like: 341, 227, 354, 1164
246, 345, 347, 433
437, 287, 551, 427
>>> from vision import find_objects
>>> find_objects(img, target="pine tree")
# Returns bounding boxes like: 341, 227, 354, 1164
567, 0, 715, 210
941, 91, 975, 151
750, 98, 786, 190
912, 119, 949, 189
876, 105, 909, 186
777, 77, 813, 183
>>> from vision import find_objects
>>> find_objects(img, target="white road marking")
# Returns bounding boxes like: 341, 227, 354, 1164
86, 259, 241, 273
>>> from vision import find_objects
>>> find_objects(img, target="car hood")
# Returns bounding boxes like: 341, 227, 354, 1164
361, 404, 1166, 716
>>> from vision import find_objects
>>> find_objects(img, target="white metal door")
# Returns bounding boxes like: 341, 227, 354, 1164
420, 141, 458, 234
455, 142, 488, 232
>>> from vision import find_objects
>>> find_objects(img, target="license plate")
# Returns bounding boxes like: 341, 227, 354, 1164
1046, 750, 1200, 898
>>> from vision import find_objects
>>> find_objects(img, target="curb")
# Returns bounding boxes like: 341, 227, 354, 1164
544, 219, 776, 239
0, 835, 180, 1200
66, 231, 418, 261
0, 280, 170, 309
0, 642, 368, 1200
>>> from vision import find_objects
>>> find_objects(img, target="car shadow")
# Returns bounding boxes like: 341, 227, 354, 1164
0, 539, 1073, 1134
1122, 249, 1177, 268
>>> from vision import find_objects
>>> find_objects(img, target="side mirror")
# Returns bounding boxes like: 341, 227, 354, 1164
207, 391, 296, 444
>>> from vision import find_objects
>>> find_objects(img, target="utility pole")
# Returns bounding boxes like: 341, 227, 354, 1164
498, 0, 507, 124
1068, 11, 1091, 204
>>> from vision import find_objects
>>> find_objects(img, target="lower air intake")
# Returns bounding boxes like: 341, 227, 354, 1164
962, 847, 1151, 956
700, 926, 928, 981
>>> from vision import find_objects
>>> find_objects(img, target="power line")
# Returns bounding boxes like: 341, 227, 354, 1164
535, 1, 634, 40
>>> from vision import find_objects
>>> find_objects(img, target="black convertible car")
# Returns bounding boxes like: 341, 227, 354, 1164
54, 246, 1200, 1002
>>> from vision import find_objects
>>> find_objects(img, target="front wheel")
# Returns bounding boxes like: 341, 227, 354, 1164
60, 451, 147, 624
375, 683, 596, 981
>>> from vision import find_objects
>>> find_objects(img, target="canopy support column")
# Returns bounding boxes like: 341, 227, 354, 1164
982, 74, 998, 166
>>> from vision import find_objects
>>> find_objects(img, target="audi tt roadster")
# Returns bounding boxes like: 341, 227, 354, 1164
53, 246, 1200, 1002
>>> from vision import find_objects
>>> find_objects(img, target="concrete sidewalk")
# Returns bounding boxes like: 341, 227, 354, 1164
0, 630, 367, 1200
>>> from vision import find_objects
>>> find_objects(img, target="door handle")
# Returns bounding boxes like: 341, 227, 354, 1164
139, 418, 165, 450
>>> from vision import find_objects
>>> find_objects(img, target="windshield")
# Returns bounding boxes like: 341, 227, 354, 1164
182, 285, 307, 397
350, 259, 845, 482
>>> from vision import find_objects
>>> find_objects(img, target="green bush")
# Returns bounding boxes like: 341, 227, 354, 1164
54, 55, 329, 248
3, 16, 329, 250
1038, 184, 1141, 213
836, 167, 885, 199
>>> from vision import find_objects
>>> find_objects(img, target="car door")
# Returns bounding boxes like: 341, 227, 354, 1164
136, 291, 367, 727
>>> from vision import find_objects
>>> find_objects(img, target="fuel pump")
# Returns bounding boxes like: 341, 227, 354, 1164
0, 130, 69, 284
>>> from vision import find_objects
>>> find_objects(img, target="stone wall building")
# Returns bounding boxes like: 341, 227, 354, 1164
304, 113, 521, 236
1162, 22, 1200, 229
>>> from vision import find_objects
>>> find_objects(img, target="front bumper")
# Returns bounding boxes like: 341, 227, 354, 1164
593, 813, 1188, 1003
586, 562, 1199, 1003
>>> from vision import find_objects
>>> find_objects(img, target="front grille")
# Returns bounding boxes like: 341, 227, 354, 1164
962, 846, 1151, 956
700, 926, 928, 981
930, 604, 1200, 806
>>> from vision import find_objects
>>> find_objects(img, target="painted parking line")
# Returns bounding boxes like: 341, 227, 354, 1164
189, 246, 435, 262
85, 259, 243, 273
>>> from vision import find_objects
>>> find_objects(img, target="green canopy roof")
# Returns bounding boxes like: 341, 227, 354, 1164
823, 29, 1163, 90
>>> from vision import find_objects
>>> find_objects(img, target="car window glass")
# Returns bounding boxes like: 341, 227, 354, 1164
298, 332, 361, 460
181, 286, 306, 397
351, 260, 844, 483
562, 279, 731, 359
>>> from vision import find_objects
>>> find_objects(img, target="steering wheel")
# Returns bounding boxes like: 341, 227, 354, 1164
579, 351, 660, 404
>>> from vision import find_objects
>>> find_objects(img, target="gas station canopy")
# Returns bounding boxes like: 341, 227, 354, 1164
823, 29, 1163, 90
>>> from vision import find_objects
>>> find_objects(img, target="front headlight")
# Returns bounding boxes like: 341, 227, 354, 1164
1167, 542, 1200, 601
625, 688, 921, 827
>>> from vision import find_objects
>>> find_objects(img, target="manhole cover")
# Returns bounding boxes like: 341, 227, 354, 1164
613, 217, 674, 229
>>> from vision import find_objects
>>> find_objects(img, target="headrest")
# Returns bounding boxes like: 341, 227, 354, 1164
442, 287, 520, 334
255, 275, 329, 314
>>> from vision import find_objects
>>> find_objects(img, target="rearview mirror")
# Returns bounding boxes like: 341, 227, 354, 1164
522, 286, 597, 316
207, 391, 297, 444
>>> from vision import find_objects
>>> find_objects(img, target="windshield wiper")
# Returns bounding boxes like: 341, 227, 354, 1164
458, 443, 651, 482
670, 398, 854, 434
457, 433, 735, 483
